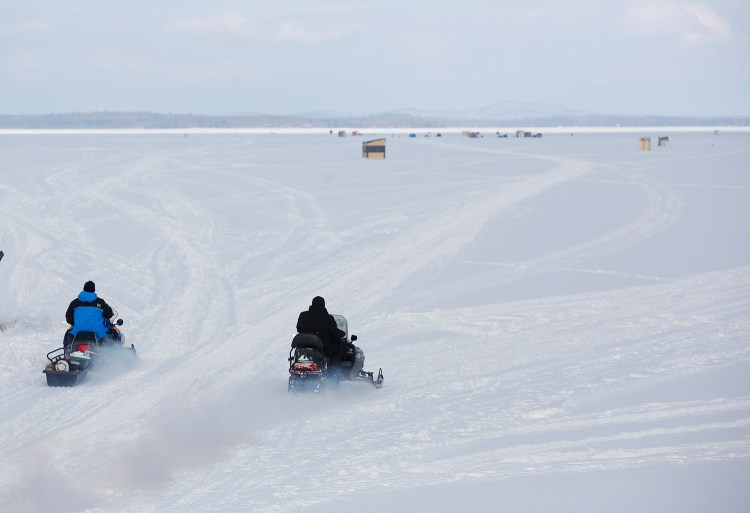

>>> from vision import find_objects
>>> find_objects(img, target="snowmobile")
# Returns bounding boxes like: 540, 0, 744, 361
288, 314, 383, 392
43, 318, 136, 387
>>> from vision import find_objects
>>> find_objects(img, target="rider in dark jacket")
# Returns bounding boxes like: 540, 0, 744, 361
65, 281, 115, 342
296, 296, 345, 363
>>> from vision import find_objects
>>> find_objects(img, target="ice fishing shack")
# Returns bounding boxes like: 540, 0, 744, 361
362, 138, 386, 159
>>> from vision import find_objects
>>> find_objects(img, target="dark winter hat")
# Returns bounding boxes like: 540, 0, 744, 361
312, 296, 325, 308
83, 281, 95, 293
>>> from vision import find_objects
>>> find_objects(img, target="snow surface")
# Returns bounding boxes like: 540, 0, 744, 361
0, 130, 749, 513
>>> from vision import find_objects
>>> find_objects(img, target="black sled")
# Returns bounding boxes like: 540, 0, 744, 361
288, 314, 383, 393
43, 319, 136, 387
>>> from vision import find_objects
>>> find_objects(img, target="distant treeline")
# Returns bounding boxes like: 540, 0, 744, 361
0, 111, 748, 129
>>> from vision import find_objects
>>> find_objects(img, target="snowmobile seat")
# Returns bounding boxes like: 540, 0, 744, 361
291, 333, 324, 350
73, 331, 98, 342
64, 330, 98, 352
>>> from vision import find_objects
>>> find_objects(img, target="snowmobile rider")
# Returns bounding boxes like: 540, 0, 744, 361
64, 281, 116, 346
296, 296, 346, 365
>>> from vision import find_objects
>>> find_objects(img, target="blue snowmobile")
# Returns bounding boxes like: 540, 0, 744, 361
43, 317, 136, 386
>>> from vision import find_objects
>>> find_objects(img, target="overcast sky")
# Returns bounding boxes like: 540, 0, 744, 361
1, 0, 748, 117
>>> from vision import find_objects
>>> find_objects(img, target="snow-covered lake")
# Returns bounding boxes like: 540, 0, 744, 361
1, 130, 749, 512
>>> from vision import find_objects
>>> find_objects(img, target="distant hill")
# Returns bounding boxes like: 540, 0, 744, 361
0, 110, 748, 129
382, 101, 588, 121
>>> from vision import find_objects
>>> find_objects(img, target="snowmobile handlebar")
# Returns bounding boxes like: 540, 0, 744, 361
105, 318, 123, 328
107, 308, 123, 327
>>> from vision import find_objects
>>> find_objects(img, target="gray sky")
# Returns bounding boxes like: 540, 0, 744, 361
1, 0, 748, 116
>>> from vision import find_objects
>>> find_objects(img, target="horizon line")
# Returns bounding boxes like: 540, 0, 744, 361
2, 126, 748, 136
1, 110, 749, 120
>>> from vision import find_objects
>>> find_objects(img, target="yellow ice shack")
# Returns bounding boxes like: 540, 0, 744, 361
362, 138, 386, 159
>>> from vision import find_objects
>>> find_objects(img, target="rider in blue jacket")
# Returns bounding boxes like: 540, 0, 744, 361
65, 281, 115, 342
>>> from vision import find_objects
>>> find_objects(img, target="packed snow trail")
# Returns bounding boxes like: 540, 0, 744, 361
0, 132, 748, 513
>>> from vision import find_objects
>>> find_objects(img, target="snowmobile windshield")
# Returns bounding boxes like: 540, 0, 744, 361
332, 314, 348, 339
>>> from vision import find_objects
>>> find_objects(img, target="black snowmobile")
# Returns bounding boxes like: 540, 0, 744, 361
288, 314, 383, 392
43, 318, 136, 387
